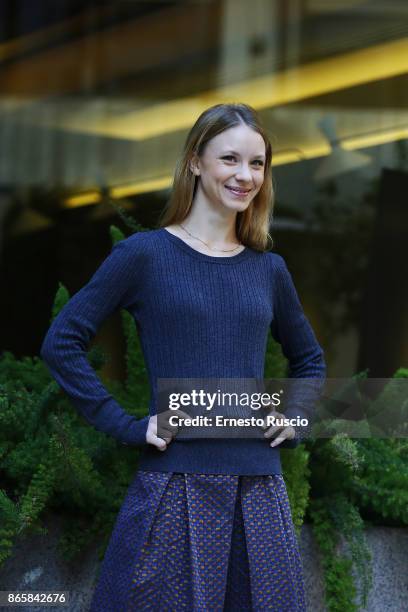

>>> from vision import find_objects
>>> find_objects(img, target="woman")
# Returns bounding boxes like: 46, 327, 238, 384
41, 103, 326, 611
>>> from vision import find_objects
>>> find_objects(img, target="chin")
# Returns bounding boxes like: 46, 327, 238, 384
221, 195, 251, 208
219, 204, 246, 215
227, 200, 252, 212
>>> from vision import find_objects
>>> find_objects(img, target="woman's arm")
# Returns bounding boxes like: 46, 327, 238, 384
269, 253, 326, 448
40, 236, 149, 446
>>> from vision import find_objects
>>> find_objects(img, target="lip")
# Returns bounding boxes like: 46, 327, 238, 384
225, 186, 251, 196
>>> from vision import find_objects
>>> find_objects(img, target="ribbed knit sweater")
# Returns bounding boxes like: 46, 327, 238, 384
40, 227, 326, 475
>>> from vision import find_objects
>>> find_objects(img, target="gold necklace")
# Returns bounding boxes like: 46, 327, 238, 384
179, 224, 243, 253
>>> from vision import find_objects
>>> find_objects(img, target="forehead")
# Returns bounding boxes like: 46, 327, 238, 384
207, 124, 265, 155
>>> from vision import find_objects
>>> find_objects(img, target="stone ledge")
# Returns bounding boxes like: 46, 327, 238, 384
0, 515, 407, 611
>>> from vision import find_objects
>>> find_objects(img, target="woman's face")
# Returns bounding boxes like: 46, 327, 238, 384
190, 124, 266, 213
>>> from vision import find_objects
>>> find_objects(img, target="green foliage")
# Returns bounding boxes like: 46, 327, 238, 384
0, 225, 149, 566
51, 283, 70, 324
0, 488, 20, 564
352, 438, 408, 524
310, 499, 359, 612
281, 445, 311, 536
308, 438, 366, 612
304, 377, 408, 611
109, 223, 126, 245
265, 332, 311, 534
108, 203, 149, 235
308, 490, 373, 611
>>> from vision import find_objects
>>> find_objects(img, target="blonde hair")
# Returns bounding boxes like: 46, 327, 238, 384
157, 103, 274, 251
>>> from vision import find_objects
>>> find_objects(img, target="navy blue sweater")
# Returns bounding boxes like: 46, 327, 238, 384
40, 228, 326, 475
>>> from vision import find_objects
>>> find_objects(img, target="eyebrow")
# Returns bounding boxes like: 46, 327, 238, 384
221, 150, 266, 160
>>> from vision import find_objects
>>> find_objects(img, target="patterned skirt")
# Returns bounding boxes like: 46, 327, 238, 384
89, 471, 306, 611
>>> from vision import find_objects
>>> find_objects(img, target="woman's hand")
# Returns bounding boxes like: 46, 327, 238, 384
262, 410, 296, 448
146, 409, 190, 451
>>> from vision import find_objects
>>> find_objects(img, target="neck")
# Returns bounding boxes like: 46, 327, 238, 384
180, 205, 239, 246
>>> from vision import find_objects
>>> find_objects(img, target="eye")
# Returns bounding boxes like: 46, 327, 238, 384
222, 155, 264, 166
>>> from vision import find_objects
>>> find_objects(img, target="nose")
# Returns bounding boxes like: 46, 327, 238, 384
235, 163, 252, 182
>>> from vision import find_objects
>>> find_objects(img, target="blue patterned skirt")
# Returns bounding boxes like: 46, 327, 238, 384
90, 471, 306, 611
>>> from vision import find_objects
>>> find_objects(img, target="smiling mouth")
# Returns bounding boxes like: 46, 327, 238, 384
225, 186, 251, 196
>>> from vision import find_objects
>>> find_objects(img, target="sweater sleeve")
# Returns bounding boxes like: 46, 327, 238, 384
40, 236, 149, 446
270, 254, 326, 448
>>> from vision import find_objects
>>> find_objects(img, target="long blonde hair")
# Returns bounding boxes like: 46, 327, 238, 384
157, 103, 274, 251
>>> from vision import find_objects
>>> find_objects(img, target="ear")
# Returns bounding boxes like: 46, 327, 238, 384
189, 153, 200, 176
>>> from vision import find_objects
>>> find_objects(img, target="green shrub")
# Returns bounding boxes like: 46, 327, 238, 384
0, 225, 149, 565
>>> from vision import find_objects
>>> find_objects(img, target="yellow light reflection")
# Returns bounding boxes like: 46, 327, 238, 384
342, 127, 408, 149
110, 176, 172, 198
56, 38, 408, 140
65, 191, 101, 208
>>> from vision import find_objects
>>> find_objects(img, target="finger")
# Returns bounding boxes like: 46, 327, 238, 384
263, 425, 284, 439
269, 427, 294, 447
148, 432, 168, 449
270, 435, 285, 448
154, 438, 167, 451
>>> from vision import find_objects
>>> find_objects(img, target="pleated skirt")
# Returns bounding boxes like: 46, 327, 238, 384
90, 471, 306, 612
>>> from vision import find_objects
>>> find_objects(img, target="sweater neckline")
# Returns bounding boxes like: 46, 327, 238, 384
160, 228, 252, 264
